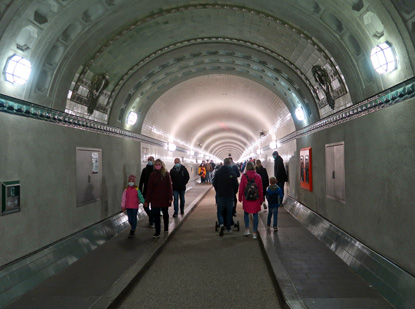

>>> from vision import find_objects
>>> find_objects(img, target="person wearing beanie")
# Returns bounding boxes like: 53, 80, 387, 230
121, 175, 145, 238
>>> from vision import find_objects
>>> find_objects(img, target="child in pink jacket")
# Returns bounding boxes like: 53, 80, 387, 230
122, 175, 145, 238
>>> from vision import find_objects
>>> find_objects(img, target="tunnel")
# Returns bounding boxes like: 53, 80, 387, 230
0, 1, 414, 308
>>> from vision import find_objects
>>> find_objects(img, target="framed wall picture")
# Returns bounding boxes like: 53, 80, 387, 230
300, 147, 312, 191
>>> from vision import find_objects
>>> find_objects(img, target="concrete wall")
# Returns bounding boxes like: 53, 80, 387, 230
287, 98, 415, 275
0, 112, 142, 267
0, 116, 208, 268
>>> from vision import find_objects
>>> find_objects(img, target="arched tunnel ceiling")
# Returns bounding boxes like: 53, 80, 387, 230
1, 0, 415, 159
140, 74, 295, 160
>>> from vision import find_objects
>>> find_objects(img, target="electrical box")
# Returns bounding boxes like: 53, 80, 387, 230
300, 148, 312, 191
1, 181, 21, 215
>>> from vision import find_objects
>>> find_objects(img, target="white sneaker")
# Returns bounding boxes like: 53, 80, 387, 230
253, 233, 258, 239
226, 229, 233, 234
243, 230, 251, 237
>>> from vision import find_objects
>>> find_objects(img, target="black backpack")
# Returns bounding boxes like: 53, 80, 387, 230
243, 174, 260, 201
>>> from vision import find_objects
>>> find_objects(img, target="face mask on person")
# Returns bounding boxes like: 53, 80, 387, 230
273, 156, 276, 159
128, 182, 135, 186
148, 161, 153, 166
155, 165, 161, 170
230, 162, 234, 167
175, 163, 181, 168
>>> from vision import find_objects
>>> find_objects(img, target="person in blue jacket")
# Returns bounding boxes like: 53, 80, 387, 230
265, 176, 284, 231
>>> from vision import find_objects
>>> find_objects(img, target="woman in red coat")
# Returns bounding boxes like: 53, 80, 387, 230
238, 161, 263, 239
144, 159, 173, 238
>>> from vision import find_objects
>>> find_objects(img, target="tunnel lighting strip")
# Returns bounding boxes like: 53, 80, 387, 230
1, 79, 414, 151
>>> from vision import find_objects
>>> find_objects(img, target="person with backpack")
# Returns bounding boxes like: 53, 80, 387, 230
121, 175, 145, 238
266, 176, 284, 231
238, 161, 263, 239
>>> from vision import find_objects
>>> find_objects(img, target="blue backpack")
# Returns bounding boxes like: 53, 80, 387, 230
243, 174, 260, 201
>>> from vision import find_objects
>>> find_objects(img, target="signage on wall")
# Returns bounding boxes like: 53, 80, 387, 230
300, 148, 312, 191
1, 181, 21, 215
92, 152, 99, 174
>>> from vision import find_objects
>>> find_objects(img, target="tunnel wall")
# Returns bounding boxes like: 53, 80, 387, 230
289, 98, 415, 275
0, 112, 142, 268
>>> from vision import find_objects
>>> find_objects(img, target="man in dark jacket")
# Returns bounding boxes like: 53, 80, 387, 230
256, 159, 270, 209
170, 158, 190, 217
139, 156, 155, 227
230, 157, 240, 209
213, 158, 239, 236
272, 151, 288, 201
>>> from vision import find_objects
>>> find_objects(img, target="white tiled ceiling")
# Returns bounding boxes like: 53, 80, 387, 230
141, 74, 295, 159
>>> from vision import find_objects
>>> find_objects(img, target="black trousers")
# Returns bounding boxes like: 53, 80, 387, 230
144, 205, 154, 225
152, 207, 169, 234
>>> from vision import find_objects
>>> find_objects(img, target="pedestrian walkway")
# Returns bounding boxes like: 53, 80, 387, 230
5, 182, 211, 309
117, 189, 282, 309
257, 207, 393, 309
5, 184, 393, 309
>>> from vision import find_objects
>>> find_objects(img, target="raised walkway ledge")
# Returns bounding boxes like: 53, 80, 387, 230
1, 181, 212, 309
258, 197, 414, 309
2, 189, 413, 309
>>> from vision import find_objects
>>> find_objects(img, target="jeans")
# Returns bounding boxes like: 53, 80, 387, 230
267, 206, 279, 227
126, 208, 138, 231
216, 196, 234, 230
173, 190, 185, 214
206, 171, 211, 183
152, 207, 169, 234
244, 211, 259, 233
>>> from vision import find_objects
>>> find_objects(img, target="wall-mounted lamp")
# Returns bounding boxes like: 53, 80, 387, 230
269, 140, 277, 150
168, 143, 176, 152
126, 111, 138, 125
4, 54, 32, 85
370, 42, 397, 74
295, 106, 305, 121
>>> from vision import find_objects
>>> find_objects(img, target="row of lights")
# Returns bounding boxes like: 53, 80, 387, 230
3, 42, 398, 87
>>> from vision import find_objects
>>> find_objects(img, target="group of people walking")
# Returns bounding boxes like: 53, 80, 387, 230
121, 150, 287, 240
197, 160, 216, 183
213, 151, 287, 239
121, 156, 189, 239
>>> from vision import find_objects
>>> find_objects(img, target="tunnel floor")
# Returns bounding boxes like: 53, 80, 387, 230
5, 182, 393, 309
116, 188, 282, 309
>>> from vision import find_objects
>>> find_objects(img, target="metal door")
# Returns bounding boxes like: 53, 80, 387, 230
326, 142, 345, 202
76, 147, 102, 206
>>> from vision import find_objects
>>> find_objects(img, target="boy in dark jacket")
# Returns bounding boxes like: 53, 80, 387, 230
170, 158, 190, 217
266, 177, 283, 231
